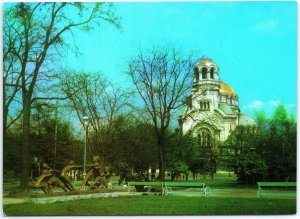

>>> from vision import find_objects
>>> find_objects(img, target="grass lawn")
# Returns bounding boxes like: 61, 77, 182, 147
3, 172, 296, 215
3, 196, 296, 216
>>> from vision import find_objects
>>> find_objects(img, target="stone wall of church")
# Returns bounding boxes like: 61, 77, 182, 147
180, 57, 243, 143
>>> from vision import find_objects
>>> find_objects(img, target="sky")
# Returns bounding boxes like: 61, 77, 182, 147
61, 1, 297, 118
3, 1, 297, 119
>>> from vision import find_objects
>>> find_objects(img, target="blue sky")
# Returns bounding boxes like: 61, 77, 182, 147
61, 1, 297, 118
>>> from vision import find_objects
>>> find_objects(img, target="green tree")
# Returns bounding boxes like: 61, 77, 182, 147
226, 103, 296, 184
169, 161, 188, 181
30, 102, 80, 169
165, 133, 198, 171
232, 153, 268, 185
3, 132, 22, 176
265, 103, 296, 181
107, 115, 157, 175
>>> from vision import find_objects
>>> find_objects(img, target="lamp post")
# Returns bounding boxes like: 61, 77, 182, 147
83, 116, 89, 179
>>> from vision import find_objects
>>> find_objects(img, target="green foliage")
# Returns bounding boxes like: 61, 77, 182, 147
165, 132, 217, 180
165, 133, 197, 168
3, 132, 22, 175
232, 153, 268, 184
3, 103, 80, 175
254, 109, 268, 130
29, 103, 80, 169
272, 103, 288, 121
104, 115, 158, 174
264, 103, 296, 181
225, 103, 296, 184
170, 160, 188, 173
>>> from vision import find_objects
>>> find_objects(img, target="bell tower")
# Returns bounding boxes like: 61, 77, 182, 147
180, 56, 251, 143
191, 57, 220, 112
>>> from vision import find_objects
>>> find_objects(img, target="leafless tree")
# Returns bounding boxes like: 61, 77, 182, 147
3, 15, 23, 134
60, 71, 133, 165
127, 46, 195, 180
3, 2, 120, 189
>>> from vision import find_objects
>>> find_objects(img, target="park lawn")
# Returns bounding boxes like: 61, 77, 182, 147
3, 196, 296, 216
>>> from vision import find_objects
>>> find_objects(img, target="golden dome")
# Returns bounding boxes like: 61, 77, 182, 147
220, 82, 237, 97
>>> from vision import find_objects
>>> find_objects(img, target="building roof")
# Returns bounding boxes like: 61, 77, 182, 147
195, 57, 217, 68
239, 114, 256, 126
220, 82, 237, 97
219, 103, 235, 115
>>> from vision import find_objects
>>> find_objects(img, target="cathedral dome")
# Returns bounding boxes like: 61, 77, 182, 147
195, 57, 218, 69
194, 57, 219, 81
239, 114, 256, 126
220, 82, 237, 97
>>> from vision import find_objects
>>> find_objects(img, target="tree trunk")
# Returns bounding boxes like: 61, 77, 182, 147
157, 134, 165, 181
3, 106, 8, 137
20, 98, 31, 189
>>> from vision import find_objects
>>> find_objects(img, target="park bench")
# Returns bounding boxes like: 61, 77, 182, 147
164, 181, 211, 196
257, 182, 296, 198
127, 181, 164, 195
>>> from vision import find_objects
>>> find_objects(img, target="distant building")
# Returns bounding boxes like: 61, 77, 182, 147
179, 57, 256, 147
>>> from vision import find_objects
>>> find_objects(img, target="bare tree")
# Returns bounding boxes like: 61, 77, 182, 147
3, 14, 23, 134
61, 71, 132, 165
3, 2, 120, 189
127, 46, 195, 180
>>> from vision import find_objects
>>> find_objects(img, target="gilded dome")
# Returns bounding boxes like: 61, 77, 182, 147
220, 82, 237, 97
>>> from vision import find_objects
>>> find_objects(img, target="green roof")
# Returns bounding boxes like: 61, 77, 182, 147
219, 103, 234, 115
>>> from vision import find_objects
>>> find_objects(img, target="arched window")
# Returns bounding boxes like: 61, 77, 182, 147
202, 67, 207, 79
198, 129, 213, 147
210, 67, 215, 79
200, 101, 210, 111
198, 134, 201, 145
207, 134, 211, 146
194, 67, 199, 81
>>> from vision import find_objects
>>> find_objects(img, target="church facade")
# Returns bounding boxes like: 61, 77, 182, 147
179, 57, 256, 146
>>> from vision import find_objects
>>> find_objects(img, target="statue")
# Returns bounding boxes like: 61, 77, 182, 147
79, 155, 110, 191
44, 175, 69, 193
33, 157, 112, 193
59, 160, 81, 191
88, 166, 111, 190
34, 163, 69, 193
34, 163, 52, 187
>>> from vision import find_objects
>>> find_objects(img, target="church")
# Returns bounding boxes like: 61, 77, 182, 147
179, 57, 256, 147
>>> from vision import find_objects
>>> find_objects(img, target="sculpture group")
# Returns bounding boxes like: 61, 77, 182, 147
33, 156, 111, 193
